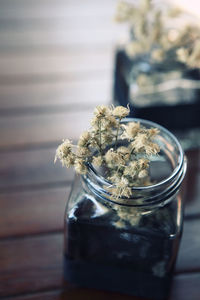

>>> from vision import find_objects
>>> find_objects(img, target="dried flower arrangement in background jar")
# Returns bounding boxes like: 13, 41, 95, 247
113, 0, 200, 149
55, 105, 187, 300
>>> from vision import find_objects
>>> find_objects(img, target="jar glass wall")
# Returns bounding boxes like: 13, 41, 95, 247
64, 119, 187, 300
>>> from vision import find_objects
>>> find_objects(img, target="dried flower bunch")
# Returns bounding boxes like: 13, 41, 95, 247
115, 0, 200, 68
55, 105, 160, 199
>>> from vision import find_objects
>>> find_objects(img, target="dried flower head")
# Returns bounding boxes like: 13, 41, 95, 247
92, 155, 104, 167
108, 177, 132, 199
74, 158, 87, 174
55, 105, 160, 199
54, 139, 73, 165
151, 48, 165, 62
115, 0, 200, 69
122, 122, 140, 140
94, 105, 111, 119
114, 1, 134, 22
105, 148, 125, 168
112, 105, 130, 119
132, 133, 160, 156
78, 131, 91, 147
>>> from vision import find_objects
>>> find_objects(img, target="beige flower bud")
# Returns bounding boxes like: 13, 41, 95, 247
112, 106, 130, 119
74, 159, 87, 174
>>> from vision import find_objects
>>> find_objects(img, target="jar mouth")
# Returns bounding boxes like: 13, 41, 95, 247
83, 118, 187, 207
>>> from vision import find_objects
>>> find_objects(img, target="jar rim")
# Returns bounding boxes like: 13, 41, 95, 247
83, 118, 186, 206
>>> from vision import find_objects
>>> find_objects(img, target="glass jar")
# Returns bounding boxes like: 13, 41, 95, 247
64, 119, 187, 300
114, 50, 200, 132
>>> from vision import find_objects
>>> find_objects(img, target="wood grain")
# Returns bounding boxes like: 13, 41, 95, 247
170, 273, 200, 300
0, 0, 116, 20
4, 274, 200, 300
2, 288, 146, 300
0, 110, 94, 149
0, 52, 112, 77
0, 78, 111, 110
4, 288, 147, 300
0, 234, 63, 298
0, 147, 72, 190
176, 219, 200, 273
0, 26, 125, 48
0, 187, 69, 238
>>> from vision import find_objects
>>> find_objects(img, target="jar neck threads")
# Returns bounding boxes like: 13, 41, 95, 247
83, 118, 187, 208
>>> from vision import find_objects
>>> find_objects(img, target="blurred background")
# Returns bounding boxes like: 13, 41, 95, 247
0, 0, 123, 150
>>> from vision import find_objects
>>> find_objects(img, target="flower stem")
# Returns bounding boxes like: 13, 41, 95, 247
98, 119, 103, 156
114, 118, 121, 150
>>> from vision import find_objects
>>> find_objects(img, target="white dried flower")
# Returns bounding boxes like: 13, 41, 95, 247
147, 128, 160, 138
114, 1, 134, 22
78, 131, 91, 147
101, 133, 114, 146
54, 139, 73, 164
94, 105, 111, 119
132, 133, 160, 156
106, 115, 118, 128
108, 177, 132, 198
122, 122, 141, 140
167, 7, 182, 18
125, 41, 145, 58
117, 146, 130, 161
115, 0, 200, 69
63, 153, 76, 168
112, 105, 130, 119
55, 105, 161, 199
138, 158, 149, 169
74, 159, 87, 174
136, 74, 153, 87
123, 161, 138, 177
77, 147, 91, 157
176, 48, 189, 64
188, 40, 200, 68
167, 29, 179, 43
92, 155, 104, 167
138, 169, 148, 178
141, 0, 151, 12
151, 48, 165, 62
105, 148, 125, 168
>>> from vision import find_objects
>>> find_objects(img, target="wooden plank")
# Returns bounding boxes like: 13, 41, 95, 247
0, 147, 72, 190
0, 187, 69, 238
0, 52, 112, 77
170, 273, 200, 300
0, 78, 111, 110
176, 219, 200, 273
4, 273, 200, 300
0, 110, 93, 149
0, 69, 111, 85
0, 234, 63, 298
0, 15, 115, 31
183, 149, 200, 218
0, 31, 117, 51
0, 28, 123, 50
184, 172, 200, 218
0, 219, 200, 298
0, 0, 116, 19
4, 288, 146, 300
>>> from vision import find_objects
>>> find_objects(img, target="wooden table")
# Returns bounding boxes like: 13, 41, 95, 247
0, 1, 200, 299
